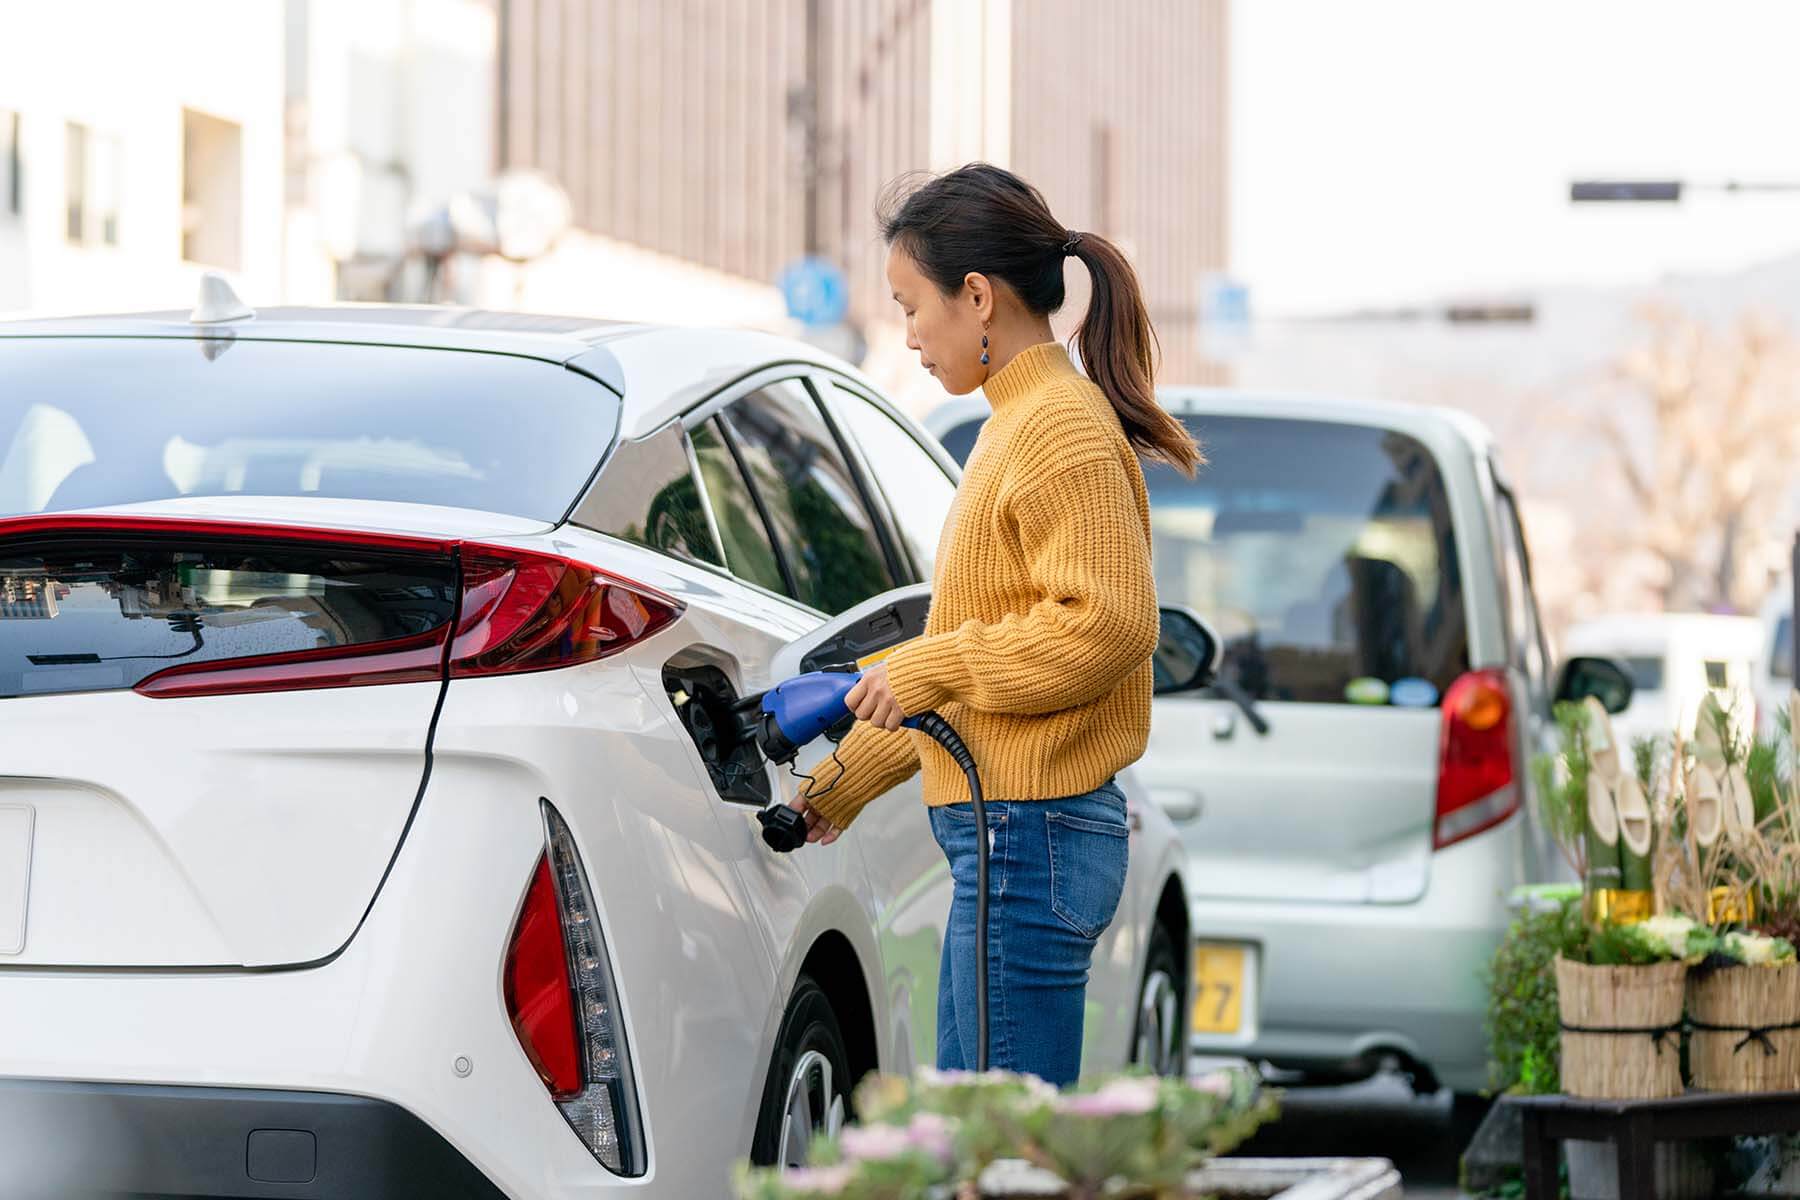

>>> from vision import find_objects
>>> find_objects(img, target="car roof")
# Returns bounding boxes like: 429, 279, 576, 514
923, 385, 1499, 456
0, 306, 887, 440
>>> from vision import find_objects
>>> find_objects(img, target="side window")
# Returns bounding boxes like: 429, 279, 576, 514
581, 421, 724, 569
937, 417, 984, 468
1496, 485, 1549, 695
825, 382, 957, 580
690, 420, 785, 594
721, 381, 896, 614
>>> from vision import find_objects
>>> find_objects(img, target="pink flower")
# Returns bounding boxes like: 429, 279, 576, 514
1055, 1077, 1160, 1117
839, 1123, 914, 1162
777, 1164, 852, 1195
905, 1112, 956, 1164
1192, 1072, 1234, 1098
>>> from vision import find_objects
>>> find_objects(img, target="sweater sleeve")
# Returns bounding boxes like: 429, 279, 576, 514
882, 450, 1160, 717
801, 719, 922, 829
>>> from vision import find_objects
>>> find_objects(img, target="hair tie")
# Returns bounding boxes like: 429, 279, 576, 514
1061, 231, 1083, 256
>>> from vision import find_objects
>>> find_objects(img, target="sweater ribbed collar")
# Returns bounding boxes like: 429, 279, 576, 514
982, 340, 1077, 411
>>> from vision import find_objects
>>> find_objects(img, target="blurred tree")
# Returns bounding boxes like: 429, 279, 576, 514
1590, 306, 1800, 613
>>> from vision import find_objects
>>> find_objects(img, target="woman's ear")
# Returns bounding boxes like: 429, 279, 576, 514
963, 272, 994, 323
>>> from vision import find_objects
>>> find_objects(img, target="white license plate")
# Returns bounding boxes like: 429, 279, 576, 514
0, 805, 33, 955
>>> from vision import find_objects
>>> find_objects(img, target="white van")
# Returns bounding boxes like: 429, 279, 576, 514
1563, 613, 1764, 750
1755, 587, 1794, 737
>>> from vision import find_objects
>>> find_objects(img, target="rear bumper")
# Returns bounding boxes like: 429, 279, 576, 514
0, 1080, 504, 1199
1188, 815, 1525, 1093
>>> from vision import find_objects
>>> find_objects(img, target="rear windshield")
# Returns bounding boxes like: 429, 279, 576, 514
1146, 416, 1467, 706
0, 338, 620, 522
1624, 655, 1666, 691
0, 536, 457, 698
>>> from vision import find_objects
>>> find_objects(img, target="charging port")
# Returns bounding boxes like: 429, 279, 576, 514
662, 663, 770, 806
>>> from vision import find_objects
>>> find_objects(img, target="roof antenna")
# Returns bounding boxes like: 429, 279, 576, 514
190, 272, 255, 325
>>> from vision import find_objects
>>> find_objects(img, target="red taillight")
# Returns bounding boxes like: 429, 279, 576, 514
1434, 668, 1518, 850
135, 630, 447, 698
505, 855, 584, 1099
449, 547, 680, 678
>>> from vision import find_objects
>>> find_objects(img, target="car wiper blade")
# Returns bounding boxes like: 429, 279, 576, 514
1209, 677, 1270, 736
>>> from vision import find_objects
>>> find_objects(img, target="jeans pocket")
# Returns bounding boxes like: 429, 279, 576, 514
1046, 810, 1129, 939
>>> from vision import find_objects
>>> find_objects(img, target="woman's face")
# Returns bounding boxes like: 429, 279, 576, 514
886, 244, 987, 396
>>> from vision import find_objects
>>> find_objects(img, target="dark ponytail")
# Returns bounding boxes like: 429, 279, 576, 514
879, 164, 1203, 476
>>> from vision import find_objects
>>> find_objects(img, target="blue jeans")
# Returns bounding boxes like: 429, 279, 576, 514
927, 780, 1130, 1087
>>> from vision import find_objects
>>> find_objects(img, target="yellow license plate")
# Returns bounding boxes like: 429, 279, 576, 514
1191, 944, 1246, 1035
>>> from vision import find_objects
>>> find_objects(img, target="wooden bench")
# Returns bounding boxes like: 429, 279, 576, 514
1506, 1091, 1800, 1198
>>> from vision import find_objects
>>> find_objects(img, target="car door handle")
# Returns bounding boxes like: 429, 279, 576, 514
1149, 789, 1201, 822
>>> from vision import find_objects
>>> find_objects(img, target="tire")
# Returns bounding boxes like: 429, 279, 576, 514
1450, 1090, 1493, 1149
1130, 921, 1186, 1077
750, 974, 853, 1168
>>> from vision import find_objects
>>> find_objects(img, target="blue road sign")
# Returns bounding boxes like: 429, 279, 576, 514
779, 257, 849, 328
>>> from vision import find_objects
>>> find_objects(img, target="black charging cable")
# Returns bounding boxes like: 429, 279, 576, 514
756, 707, 991, 1071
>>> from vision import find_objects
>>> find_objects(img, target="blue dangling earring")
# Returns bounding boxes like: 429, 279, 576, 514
979, 331, 990, 366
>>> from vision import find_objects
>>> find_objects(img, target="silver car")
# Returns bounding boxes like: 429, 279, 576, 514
928, 387, 1630, 1101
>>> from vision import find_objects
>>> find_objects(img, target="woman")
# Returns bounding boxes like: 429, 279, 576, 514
790, 164, 1202, 1086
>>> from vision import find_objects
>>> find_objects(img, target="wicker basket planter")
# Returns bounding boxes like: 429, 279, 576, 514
1688, 963, 1800, 1092
1555, 956, 1686, 1099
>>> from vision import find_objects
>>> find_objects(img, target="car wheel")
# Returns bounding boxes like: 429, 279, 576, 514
751, 973, 852, 1168
1131, 921, 1186, 1076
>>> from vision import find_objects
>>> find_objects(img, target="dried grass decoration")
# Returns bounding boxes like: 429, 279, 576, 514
1555, 917, 1702, 1100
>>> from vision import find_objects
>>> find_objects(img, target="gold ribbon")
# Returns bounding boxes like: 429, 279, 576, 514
1585, 888, 1654, 925
1705, 886, 1755, 925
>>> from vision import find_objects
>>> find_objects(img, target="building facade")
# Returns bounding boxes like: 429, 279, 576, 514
493, 0, 1229, 403
0, 1, 287, 316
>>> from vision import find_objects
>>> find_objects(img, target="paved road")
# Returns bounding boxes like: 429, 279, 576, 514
1233, 1073, 1476, 1199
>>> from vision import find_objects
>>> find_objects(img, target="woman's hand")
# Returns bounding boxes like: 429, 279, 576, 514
846, 662, 906, 731
787, 795, 842, 845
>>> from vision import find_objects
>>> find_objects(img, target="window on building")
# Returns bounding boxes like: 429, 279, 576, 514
181, 108, 242, 269
62, 123, 121, 245
93, 134, 120, 245
1, 111, 19, 218
63, 122, 86, 241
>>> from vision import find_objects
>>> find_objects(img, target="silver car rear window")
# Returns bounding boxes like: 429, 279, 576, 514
1146, 415, 1468, 706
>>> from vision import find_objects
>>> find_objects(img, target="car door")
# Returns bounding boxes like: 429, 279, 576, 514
684, 371, 949, 1069
1138, 413, 1470, 906
815, 376, 962, 1070
1491, 468, 1567, 884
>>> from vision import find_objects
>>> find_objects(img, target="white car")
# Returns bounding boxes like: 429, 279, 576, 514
0, 305, 1195, 1199
1755, 585, 1794, 737
928, 388, 1632, 1104
1563, 612, 1764, 749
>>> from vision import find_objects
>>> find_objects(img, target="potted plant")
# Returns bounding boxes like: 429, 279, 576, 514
734, 1068, 1281, 1200
1685, 697, 1800, 1092
1556, 913, 1709, 1100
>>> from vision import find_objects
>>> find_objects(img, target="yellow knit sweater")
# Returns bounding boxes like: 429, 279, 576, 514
805, 341, 1159, 828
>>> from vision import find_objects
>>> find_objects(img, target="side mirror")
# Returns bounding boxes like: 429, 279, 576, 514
1553, 655, 1635, 715
1155, 605, 1222, 696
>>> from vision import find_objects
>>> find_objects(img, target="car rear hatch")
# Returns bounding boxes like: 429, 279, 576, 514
1139, 413, 1487, 905
0, 335, 626, 966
